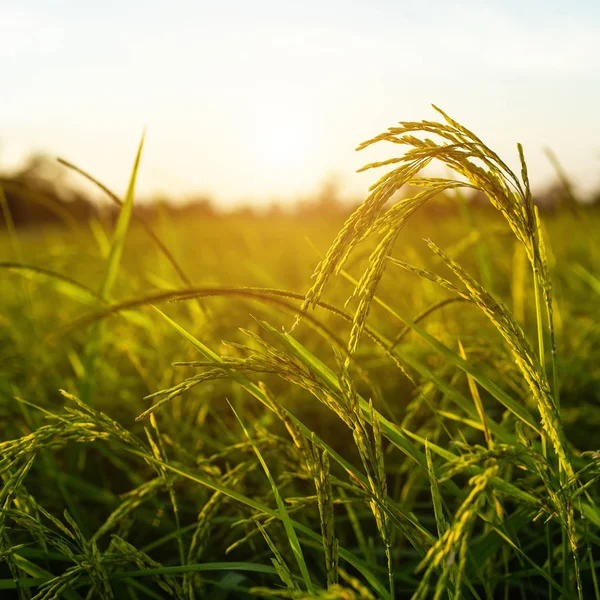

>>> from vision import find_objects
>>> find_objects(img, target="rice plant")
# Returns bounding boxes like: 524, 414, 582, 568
1, 107, 600, 599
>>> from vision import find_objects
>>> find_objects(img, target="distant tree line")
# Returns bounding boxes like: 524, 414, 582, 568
0, 154, 100, 226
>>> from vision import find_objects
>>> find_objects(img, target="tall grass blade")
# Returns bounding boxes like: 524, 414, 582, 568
79, 131, 145, 405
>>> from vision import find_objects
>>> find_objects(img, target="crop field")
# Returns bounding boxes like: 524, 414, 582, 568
2, 111, 600, 599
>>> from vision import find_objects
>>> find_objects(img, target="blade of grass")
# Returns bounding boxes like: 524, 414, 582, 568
230, 401, 314, 594
340, 269, 541, 435
123, 444, 390, 599
457, 339, 491, 447
57, 156, 195, 290
80, 131, 145, 406
145, 307, 390, 598
0, 262, 104, 307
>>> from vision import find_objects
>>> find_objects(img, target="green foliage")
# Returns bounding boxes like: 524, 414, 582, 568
2, 108, 600, 599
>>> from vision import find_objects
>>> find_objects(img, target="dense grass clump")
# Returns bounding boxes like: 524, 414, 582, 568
2, 108, 600, 599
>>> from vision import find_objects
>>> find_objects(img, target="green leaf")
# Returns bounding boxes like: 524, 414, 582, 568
80, 131, 145, 406
342, 270, 541, 435
229, 402, 315, 595
149, 306, 390, 599
0, 262, 103, 307
100, 131, 145, 301
574, 264, 600, 297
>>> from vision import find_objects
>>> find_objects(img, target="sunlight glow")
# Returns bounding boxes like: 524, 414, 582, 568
2, 1, 599, 203
252, 103, 312, 185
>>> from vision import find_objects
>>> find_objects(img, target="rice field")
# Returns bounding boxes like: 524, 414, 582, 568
2, 110, 600, 599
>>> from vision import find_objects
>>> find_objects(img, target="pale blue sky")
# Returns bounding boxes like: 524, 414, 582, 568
2, 1, 599, 205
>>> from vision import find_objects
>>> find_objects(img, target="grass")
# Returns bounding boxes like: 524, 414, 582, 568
1, 107, 600, 598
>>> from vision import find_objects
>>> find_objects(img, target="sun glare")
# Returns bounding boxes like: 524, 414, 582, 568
258, 125, 307, 166
251, 103, 313, 187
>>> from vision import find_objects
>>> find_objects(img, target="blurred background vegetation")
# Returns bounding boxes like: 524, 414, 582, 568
3, 151, 600, 229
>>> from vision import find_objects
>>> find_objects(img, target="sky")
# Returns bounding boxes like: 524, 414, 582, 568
2, 0, 600, 206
